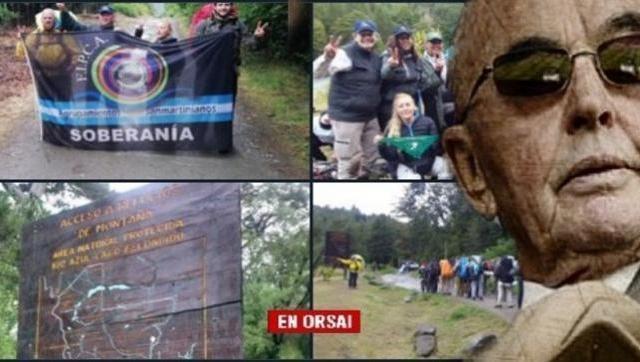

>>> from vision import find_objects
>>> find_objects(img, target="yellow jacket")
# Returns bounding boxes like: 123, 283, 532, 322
16, 29, 80, 76
337, 257, 363, 273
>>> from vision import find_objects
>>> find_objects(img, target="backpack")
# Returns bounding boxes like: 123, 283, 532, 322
467, 262, 480, 279
440, 259, 453, 278
496, 256, 514, 283
457, 257, 469, 279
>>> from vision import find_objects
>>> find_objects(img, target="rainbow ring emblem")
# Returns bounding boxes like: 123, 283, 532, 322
91, 45, 169, 104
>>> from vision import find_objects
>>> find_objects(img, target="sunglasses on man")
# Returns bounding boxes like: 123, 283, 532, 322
460, 34, 640, 122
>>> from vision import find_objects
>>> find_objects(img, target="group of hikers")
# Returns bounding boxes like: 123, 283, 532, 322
15, 2, 268, 71
416, 255, 521, 308
313, 19, 455, 180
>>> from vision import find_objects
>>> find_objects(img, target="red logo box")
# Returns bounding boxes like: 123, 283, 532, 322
267, 310, 361, 333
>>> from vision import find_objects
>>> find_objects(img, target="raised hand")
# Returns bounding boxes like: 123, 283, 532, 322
387, 47, 400, 68
434, 53, 445, 71
254, 20, 269, 38
323, 34, 342, 59
16, 25, 27, 38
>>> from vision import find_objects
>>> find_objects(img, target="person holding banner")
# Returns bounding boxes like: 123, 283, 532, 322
379, 25, 441, 131
56, 4, 143, 37
196, 2, 268, 69
376, 93, 438, 180
15, 8, 80, 101
155, 20, 177, 44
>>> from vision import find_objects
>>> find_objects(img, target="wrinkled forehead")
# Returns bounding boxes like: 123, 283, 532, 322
453, 0, 640, 106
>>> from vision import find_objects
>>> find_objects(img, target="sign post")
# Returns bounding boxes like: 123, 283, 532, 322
18, 183, 242, 359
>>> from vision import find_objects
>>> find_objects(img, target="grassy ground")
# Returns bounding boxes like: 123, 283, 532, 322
313, 274, 509, 359
239, 54, 309, 171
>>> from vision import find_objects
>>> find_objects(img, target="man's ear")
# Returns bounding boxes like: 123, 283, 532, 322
443, 125, 497, 217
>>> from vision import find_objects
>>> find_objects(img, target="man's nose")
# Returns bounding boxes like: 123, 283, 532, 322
564, 55, 614, 135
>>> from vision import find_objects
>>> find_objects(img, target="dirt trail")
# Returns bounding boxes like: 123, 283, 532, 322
0, 16, 305, 179
381, 273, 519, 322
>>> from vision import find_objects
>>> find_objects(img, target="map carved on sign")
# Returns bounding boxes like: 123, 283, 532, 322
42, 255, 198, 359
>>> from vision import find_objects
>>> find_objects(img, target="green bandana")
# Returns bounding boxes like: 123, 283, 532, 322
382, 135, 439, 160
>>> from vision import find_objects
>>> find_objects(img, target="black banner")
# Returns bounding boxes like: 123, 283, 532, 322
23, 31, 237, 151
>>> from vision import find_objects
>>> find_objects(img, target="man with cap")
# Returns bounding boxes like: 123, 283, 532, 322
313, 20, 385, 179
424, 31, 447, 82
56, 3, 143, 36
379, 24, 441, 130
444, 0, 640, 359
421, 31, 451, 133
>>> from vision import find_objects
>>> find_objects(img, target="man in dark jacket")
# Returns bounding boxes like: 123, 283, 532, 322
57, 4, 143, 36
313, 20, 385, 179
196, 2, 267, 68
494, 256, 515, 308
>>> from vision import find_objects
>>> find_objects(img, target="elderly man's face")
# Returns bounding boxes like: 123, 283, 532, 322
444, 0, 640, 286
41, 11, 55, 31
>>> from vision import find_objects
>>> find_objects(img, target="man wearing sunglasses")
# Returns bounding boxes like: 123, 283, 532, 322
444, 0, 640, 359
313, 20, 385, 179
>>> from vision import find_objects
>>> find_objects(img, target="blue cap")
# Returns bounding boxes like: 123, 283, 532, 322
393, 25, 412, 37
98, 5, 114, 15
353, 20, 377, 34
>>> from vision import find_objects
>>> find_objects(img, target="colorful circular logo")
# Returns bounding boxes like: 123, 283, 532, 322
91, 45, 168, 104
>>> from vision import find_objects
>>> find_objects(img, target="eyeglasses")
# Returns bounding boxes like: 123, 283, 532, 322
459, 34, 640, 123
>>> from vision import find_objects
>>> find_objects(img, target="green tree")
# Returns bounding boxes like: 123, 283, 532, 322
0, 183, 110, 358
242, 183, 310, 359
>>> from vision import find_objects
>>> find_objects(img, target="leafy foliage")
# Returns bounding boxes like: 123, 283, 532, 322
0, 4, 17, 25
314, 183, 514, 270
0, 183, 108, 358
313, 3, 462, 55
111, 4, 153, 18
166, 3, 309, 62
242, 183, 310, 359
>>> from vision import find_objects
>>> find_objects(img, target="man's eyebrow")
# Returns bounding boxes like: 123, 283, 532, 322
602, 12, 640, 34
507, 37, 562, 53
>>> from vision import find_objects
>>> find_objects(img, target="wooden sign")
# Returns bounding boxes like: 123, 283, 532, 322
324, 231, 351, 264
18, 183, 242, 359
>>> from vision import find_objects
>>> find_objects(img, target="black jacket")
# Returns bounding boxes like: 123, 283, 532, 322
378, 114, 438, 176
327, 42, 382, 123
380, 51, 441, 103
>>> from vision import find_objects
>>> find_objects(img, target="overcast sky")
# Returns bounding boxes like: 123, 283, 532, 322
313, 182, 411, 217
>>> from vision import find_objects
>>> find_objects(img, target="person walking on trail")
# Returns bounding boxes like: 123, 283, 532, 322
313, 20, 386, 180
425, 259, 440, 293
56, 3, 143, 36
196, 2, 268, 69
468, 256, 482, 300
336, 255, 364, 289
494, 256, 516, 308
438, 258, 454, 295
418, 262, 428, 293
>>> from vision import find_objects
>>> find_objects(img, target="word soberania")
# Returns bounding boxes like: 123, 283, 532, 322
69, 126, 195, 142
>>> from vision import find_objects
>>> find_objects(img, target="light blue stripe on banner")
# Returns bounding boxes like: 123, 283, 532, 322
42, 113, 233, 126
39, 95, 235, 126
39, 95, 234, 110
